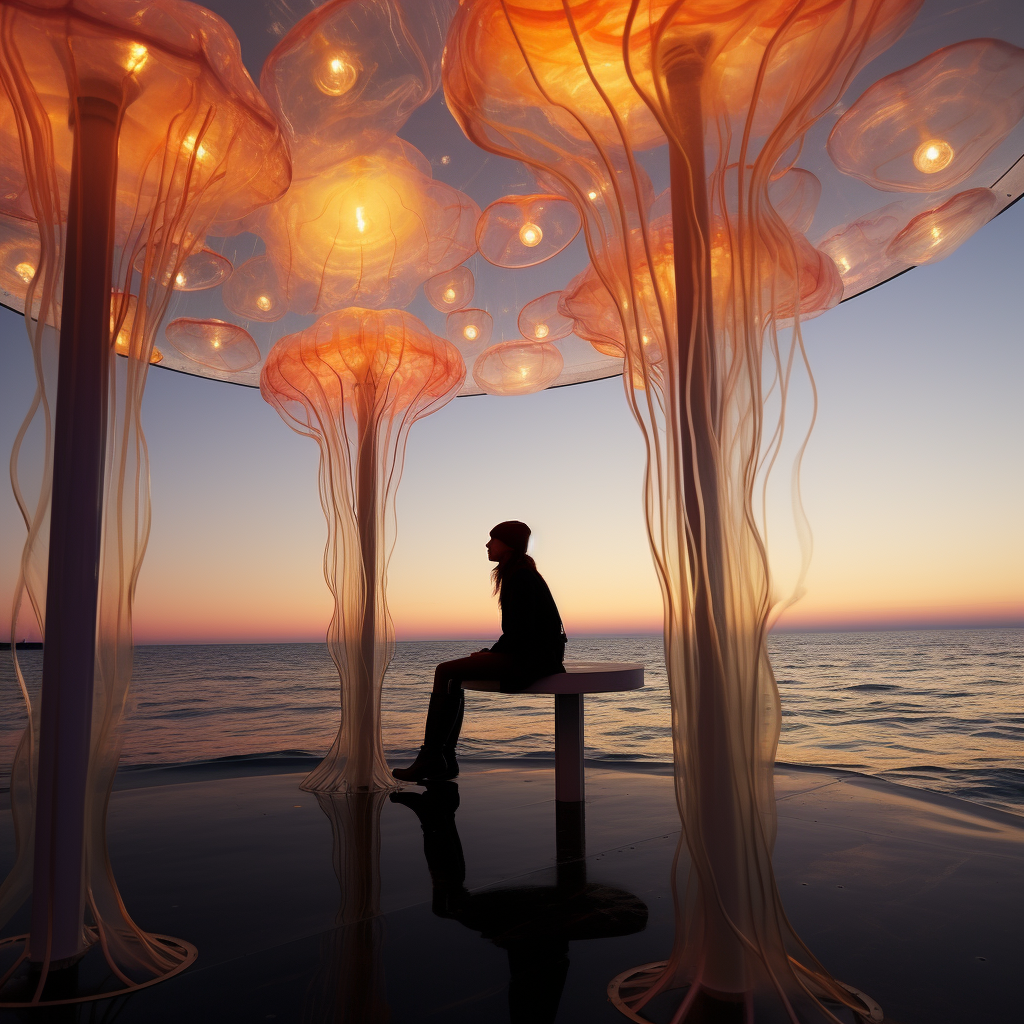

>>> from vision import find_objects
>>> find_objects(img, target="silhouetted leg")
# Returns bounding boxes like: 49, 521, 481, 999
389, 781, 468, 917
393, 662, 469, 781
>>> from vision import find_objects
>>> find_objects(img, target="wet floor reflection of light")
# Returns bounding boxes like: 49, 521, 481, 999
309, 791, 389, 1023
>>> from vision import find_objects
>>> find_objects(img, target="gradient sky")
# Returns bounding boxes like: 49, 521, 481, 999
1, 197, 1021, 643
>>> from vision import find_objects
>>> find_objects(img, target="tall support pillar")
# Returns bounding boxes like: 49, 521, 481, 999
29, 89, 122, 966
666, 43, 746, 996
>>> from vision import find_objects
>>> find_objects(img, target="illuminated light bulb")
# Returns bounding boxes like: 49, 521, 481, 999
587, 190, 598, 201
836, 255, 851, 274
355, 206, 368, 233
441, 155, 451, 165
519, 223, 542, 247
641, 334, 650, 345
316, 54, 359, 96
534, 323, 549, 339
175, 271, 187, 287
930, 225, 942, 241
15, 261, 34, 283
913, 139, 954, 174
256, 294, 273, 312
212, 339, 221, 348
125, 43, 148, 73
463, 324, 479, 341
442, 287, 457, 304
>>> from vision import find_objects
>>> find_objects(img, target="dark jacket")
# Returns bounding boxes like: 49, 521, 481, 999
490, 561, 566, 686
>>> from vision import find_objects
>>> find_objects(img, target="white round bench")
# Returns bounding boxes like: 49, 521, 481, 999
462, 661, 644, 803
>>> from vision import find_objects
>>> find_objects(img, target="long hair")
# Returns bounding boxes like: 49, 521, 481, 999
492, 551, 536, 602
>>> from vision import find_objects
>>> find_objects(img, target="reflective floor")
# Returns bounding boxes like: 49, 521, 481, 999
1, 761, 1022, 1022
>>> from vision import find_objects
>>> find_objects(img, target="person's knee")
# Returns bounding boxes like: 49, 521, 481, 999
433, 661, 457, 693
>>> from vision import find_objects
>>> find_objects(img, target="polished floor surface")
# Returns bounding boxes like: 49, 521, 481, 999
1, 760, 1022, 1022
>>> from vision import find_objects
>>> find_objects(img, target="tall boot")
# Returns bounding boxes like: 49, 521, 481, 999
392, 685, 461, 782
443, 690, 465, 775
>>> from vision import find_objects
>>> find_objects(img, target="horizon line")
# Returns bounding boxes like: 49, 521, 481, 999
117, 618, 1024, 646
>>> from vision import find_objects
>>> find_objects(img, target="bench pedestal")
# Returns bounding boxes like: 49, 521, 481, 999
554, 693, 585, 802
462, 661, 644, 805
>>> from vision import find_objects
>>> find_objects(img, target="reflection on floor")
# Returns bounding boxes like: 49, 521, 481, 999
0, 760, 1022, 1022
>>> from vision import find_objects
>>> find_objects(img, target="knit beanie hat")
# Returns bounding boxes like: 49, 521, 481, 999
489, 520, 531, 554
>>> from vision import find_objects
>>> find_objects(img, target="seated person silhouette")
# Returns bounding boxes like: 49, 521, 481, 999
391, 781, 648, 1024
393, 521, 566, 783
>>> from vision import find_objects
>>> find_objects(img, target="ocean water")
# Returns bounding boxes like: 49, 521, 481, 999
1, 629, 1021, 814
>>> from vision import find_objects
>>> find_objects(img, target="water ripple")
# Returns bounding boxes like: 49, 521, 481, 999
1, 628, 1020, 814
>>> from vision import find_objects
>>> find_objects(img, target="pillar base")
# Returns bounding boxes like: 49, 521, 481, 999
607, 960, 884, 1023
0, 932, 196, 1007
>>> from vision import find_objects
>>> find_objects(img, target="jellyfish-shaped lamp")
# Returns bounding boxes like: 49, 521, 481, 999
0, 0, 290, 998
261, 308, 464, 793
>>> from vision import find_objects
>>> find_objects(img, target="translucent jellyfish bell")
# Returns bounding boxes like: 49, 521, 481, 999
886, 188, 1000, 265
132, 245, 233, 291
517, 291, 574, 343
828, 39, 1024, 193
472, 341, 564, 396
172, 248, 233, 291
476, 194, 580, 268
165, 318, 261, 373
0, 215, 39, 302
223, 255, 286, 322
425, 265, 475, 311
446, 308, 493, 351
257, 137, 479, 314
559, 263, 628, 358
767, 168, 822, 234
261, 0, 453, 171
818, 204, 909, 294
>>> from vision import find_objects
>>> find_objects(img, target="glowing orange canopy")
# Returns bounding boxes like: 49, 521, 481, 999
262, 307, 465, 424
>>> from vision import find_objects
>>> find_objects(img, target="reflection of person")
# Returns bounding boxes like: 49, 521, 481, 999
391, 781, 647, 1024
393, 521, 566, 783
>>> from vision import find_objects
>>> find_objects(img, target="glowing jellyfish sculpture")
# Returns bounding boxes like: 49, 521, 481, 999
818, 203, 909, 294
476, 193, 581, 267
260, 0, 454, 173
0, 0, 289, 999
424, 264, 475, 311
255, 0, 478, 315
222, 254, 287, 322
165, 318, 261, 374
473, 340, 564, 396
887, 187, 1001, 264
446, 307, 493, 352
256, 136, 479, 314
828, 38, 1024, 193
518, 291, 574, 343
445, 0, 920, 1018
261, 309, 464, 793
